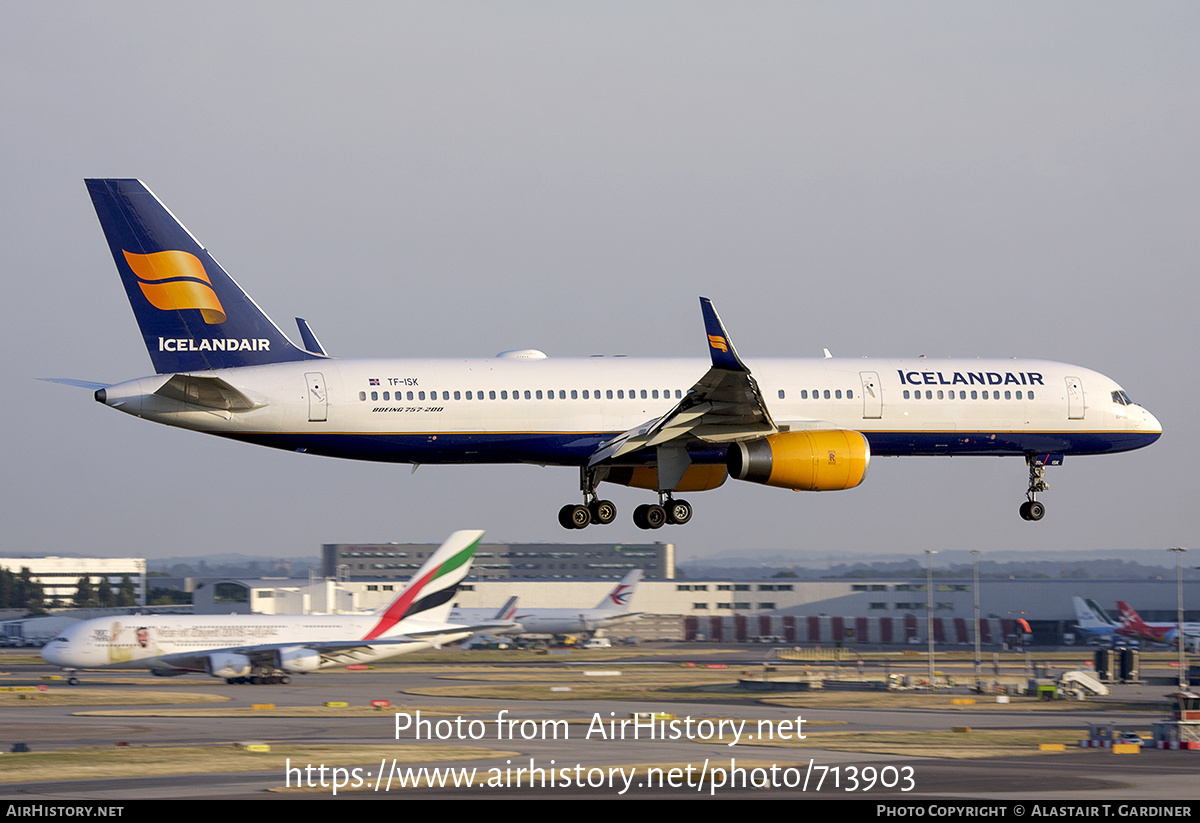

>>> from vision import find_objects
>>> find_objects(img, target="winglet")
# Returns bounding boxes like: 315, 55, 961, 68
699, 297, 748, 373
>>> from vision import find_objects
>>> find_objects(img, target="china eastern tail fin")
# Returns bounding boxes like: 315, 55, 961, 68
86, 179, 322, 374
596, 569, 642, 612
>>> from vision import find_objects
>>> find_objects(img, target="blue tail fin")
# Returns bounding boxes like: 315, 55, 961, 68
86, 179, 322, 374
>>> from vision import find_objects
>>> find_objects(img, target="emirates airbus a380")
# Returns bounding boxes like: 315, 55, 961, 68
49, 180, 1161, 530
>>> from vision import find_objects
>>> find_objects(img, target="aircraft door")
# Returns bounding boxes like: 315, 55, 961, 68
1065, 376, 1084, 420
306, 372, 328, 422
859, 371, 882, 419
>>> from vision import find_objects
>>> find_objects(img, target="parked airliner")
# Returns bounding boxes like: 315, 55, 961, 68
451, 570, 643, 635
1116, 601, 1200, 649
42, 531, 496, 684
1072, 596, 1119, 638
54, 180, 1162, 529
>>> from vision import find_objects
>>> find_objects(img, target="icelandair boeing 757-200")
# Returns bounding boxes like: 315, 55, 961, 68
53, 180, 1162, 529
42, 531, 495, 684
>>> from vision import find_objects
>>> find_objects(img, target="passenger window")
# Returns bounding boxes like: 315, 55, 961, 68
454, 391, 461, 400
778, 390, 785, 399
617, 390, 624, 399
370, 391, 378, 401
571, 390, 578, 399
971, 390, 977, 399
903, 390, 910, 399
607, 390, 613, 399
359, 391, 366, 401
936, 390, 943, 400
823, 389, 830, 399
847, 389, 853, 399
501, 391, 508, 399
641, 389, 647, 399
525, 390, 532, 400
383, 391, 390, 400
652, 390, 659, 399
801, 390, 808, 399
835, 390, 842, 399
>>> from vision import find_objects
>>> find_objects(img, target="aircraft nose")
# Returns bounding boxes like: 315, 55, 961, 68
41, 641, 63, 666
1139, 407, 1163, 438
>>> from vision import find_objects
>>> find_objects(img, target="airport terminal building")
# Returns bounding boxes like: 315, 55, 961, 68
321, 540, 674, 580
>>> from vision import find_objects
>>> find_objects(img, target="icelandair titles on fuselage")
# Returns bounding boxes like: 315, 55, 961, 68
898, 369, 1044, 387
158, 337, 271, 352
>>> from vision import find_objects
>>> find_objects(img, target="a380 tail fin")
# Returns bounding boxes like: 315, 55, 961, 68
363, 530, 484, 640
85, 179, 322, 374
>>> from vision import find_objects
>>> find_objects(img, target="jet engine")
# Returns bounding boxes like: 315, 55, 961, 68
727, 430, 870, 491
278, 646, 322, 673
207, 653, 253, 679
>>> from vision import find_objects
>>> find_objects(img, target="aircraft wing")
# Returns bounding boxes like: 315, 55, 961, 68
588, 298, 778, 468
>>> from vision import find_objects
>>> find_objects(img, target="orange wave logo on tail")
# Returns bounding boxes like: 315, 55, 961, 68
123, 250, 226, 324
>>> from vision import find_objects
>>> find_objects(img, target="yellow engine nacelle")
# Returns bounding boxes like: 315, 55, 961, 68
727, 430, 870, 491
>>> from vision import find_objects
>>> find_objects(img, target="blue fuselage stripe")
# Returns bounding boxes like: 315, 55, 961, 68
213, 429, 1161, 466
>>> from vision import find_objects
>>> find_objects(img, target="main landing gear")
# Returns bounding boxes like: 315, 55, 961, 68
1019, 455, 1049, 521
558, 467, 693, 529
226, 673, 292, 685
558, 467, 619, 529
632, 495, 692, 530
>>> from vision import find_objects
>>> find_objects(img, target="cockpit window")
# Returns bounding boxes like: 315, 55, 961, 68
1111, 390, 1135, 406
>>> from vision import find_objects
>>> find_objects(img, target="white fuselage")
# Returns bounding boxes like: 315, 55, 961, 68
96, 354, 1161, 466
41, 613, 469, 675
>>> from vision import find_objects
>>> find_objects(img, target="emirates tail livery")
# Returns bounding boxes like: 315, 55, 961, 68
52, 180, 1161, 529
42, 530, 497, 685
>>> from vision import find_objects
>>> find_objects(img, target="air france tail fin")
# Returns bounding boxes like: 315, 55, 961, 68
85, 179, 322, 374
364, 530, 483, 640
494, 596, 519, 622
596, 569, 642, 612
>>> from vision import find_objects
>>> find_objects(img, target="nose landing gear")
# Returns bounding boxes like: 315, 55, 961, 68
1019, 454, 1055, 521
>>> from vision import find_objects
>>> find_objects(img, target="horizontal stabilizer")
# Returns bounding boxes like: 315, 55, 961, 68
41, 378, 112, 391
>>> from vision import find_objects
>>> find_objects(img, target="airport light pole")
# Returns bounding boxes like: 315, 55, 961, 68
926, 550, 938, 685
1170, 547, 1187, 689
972, 550, 981, 692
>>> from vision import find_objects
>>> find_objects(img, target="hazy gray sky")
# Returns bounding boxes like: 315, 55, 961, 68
4, 3, 1197, 564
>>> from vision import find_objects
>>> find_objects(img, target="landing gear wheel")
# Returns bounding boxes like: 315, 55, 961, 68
589, 499, 617, 525
666, 499, 692, 525
633, 504, 650, 529
643, 504, 667, 529
1027, 501, 1045, 521
67, 677, 79, 686
280, 675, 291, 685
559, 504, 591, 529
1019, 501, 1032, 521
